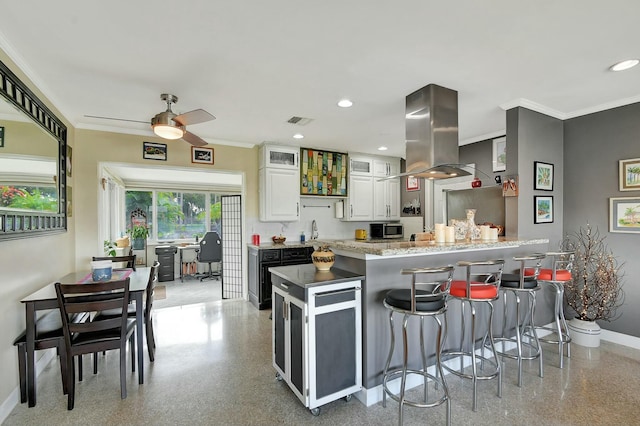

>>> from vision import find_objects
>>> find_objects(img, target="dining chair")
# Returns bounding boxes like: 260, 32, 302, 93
92, 255, 137, 270
55, 278, 136, 410
94, 261, 160, 361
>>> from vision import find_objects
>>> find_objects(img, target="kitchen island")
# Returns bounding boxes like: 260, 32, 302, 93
315, 237, 550, 406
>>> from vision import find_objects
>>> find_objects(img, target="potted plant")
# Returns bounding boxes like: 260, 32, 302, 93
103, 239, 116, 257
563, 225, 625, 347
129, 224, 149, 250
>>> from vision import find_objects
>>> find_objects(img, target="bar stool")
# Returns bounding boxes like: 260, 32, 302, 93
493, 253, 546, 387
442, 259, 504, 412
382, 266, 454, 426
530, 251, 574, 368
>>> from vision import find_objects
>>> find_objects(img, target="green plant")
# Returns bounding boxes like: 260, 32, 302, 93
129, 224, 149, 240
103, 240, 116, 257
564, 225, 625, 322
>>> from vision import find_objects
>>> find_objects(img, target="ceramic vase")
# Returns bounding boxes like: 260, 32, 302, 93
312, 246, 335, 271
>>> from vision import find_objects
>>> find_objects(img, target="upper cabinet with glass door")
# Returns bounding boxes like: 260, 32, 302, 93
259, 144, 298, 169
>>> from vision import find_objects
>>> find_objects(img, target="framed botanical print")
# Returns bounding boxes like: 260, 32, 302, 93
534, 161, 554, 191
534, 195, 553, 224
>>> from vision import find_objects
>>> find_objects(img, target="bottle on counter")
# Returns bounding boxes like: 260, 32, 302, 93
300, 231, 306, 243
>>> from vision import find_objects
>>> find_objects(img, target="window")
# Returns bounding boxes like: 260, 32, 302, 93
125, 190, 221, 241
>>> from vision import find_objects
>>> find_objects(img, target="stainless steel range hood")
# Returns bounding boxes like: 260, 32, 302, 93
404, 84, 470, 179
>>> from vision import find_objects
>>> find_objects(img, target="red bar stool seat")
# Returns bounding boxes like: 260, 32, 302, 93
441, 259, 504, 412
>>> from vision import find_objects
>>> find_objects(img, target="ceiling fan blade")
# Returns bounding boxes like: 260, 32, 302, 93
84, 114, 149, 124
173, 109, 215, 126
182, 131, 208, 147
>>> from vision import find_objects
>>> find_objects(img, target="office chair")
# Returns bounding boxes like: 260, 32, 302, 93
196, 231, 222, 282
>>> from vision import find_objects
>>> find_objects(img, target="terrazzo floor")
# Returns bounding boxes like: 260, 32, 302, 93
5, 288, 640, 425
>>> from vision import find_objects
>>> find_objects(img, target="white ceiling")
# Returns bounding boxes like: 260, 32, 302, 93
1, 1, 639, 160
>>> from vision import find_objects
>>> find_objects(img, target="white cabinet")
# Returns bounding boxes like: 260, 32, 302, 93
259, 144, 299, 169
373, 158, 399, 177
349, 156, 373, 176
272, 268, 362, 415
260, 167, 300, 221
373, 177, 401, 220
343, 174, 374, 221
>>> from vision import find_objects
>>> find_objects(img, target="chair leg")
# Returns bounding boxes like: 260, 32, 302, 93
67, 355, 76, 410
58, 342, 69, 395
16, 342, 27, 403
130, 333, 136, 373
120, 345, 127, 399
146, 317, 156, 362
93, 352, 98, 374
77, 355, 83, 382
382, 309, 395, 408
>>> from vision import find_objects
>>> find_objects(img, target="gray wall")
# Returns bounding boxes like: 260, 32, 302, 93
564, 103, 640, 337
509, 107, 565, 242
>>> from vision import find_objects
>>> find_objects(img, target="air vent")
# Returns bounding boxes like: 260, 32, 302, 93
287, 116, 313, 126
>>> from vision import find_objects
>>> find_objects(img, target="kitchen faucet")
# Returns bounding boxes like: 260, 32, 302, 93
311, 220, 318, 240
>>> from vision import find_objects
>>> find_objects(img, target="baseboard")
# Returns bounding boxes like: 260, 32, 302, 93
0, 348, 56, 424
600, 328, 640, 349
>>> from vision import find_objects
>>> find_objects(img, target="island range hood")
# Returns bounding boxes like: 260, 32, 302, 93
404, 84, 471, 179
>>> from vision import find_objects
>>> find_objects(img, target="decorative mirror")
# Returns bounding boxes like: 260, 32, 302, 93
0, 59, 67, 240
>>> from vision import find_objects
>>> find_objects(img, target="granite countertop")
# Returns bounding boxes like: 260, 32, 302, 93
247, 241, 324, 250
269, 264, 365, 289
314, 237, 549, 257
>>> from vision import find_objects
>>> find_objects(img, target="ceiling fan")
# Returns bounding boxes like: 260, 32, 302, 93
85, 93, 216, 147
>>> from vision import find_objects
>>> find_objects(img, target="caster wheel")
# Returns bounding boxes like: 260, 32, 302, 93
344, 394, 352, 402
275, 373, 283, 382
310, 407, 320, 416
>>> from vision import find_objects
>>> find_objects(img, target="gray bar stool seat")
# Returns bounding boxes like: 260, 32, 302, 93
492, 254, 546, 387
382, 266, 454, 426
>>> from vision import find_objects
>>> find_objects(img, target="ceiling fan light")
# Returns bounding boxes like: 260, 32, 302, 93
153, 124, 184, 139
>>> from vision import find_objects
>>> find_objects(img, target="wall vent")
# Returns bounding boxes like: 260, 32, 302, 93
286, 116, 313, 126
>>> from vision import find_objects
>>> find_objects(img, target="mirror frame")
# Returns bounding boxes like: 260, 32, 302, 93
0, 59, 67, 240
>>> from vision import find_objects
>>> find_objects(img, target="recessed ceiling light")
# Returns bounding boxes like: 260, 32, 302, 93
609, 59, 639, 72
337, 99, 353, 108
378, 146, 388, 151
293, 133, 304, 139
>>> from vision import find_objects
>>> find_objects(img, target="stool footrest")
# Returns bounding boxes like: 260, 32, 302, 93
535, 325, 572, 345
440, 351, 500, 381
383, 368, 449, 409
493, 336, 541, 361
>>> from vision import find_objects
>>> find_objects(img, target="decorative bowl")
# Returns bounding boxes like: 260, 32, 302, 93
272, 236, 286, 244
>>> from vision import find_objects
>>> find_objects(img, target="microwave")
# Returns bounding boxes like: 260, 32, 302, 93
370, 222, 404, 239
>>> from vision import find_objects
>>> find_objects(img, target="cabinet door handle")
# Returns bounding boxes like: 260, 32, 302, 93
283, 301, 288, 320
295, 152, 299, 167
297, 202, 299, 216
350, 205, 353, 218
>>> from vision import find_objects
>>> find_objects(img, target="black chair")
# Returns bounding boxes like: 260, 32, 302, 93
196, 231, 222, 282
92, 255, 137, 270
55, 278, 136, 410
95, 261, 160, 361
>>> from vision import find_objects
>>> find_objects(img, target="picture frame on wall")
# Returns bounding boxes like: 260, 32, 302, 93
406, 175, 420, 191
143, 141, 167, 161
609, 197, 640, 233
492, 136, 506, 172
618, 158, 640, 191
534, 161, 554, 191
534, 195, 553, 224
191, 146, 214, 164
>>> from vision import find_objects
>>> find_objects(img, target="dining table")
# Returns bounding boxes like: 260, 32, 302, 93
20, 267, 150, 407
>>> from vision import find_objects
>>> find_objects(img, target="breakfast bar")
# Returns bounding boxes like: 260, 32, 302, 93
314, 237, 550, 406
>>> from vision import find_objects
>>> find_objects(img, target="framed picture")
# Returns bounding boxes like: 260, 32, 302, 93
619, 158, 640, 191
406, 175, 420, 191
299, 148, 348, 196
143, 142, 167, 161
609, 197, 640, 233
534, 161, 554, 191
192, 146, 214, 164
534, 195, 553, 224
492, 136, 506, 172
0, 126, 4, 147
